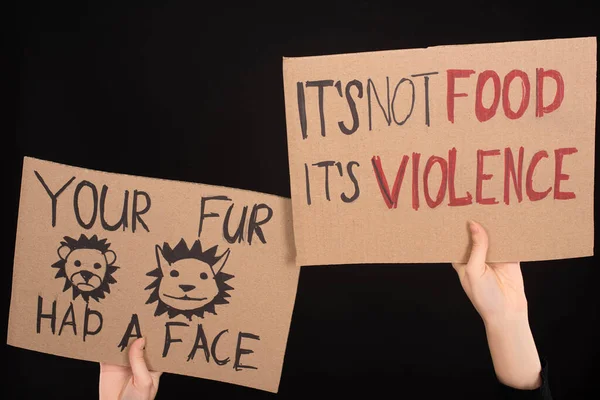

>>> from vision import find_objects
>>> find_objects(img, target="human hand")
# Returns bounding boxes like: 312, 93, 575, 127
452, 220, 542, 390
451, 220, 527, 325
99, 338, 162, 400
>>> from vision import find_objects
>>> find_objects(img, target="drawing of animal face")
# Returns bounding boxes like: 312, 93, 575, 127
145, 239, 234, 320
64, 248, 109, 291
157, 256, 219, 310
52, 234, 118, 302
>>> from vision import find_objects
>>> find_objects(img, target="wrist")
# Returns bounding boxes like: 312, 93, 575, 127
484, 313, 542, 390
483, 311, 530, 333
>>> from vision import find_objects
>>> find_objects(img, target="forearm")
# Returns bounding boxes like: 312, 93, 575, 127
484, 315, 542, 390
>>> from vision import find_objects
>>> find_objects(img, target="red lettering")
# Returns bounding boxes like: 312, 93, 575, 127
448, 147, 472, 206
447, 69, 475, 123
412, 153, 421, 210
423, 156, 448, 208
536, 69, 564, 117
476, 149, 501, 204
475, 70, 501, 122
554, 147, 578, 200
526, 151, 552, 201
371, 155, 409, 209
372, 146, 575, 210
503, 147, 524, 205
502, 70, 530, 119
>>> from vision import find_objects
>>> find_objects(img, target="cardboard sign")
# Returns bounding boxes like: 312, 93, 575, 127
282, 37, 596, 266
8, 157, 300, 393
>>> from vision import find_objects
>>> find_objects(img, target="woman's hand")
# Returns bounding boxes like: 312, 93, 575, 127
99, 338, 162, 400
452, 220, 528, 324
452, 220, 542, 390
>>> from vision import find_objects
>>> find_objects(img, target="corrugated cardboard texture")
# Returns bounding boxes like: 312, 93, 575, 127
8, 157, 300, 393
282, 37, 596, 266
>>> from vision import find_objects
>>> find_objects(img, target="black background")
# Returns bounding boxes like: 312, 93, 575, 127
6, 1, 599, 399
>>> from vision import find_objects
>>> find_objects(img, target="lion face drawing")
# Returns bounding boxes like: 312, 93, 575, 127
145, 239, 234, 320
52, 234, 118, 302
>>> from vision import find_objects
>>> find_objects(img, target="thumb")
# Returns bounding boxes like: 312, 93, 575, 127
466, 220, 489, 273
128, 337, 153, 391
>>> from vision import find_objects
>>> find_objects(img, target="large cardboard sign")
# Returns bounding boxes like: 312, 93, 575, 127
8, 157, 300, 393
283, 37, 596, 266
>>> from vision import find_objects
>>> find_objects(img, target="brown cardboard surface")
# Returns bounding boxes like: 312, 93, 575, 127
282, 37, 596, 266
8, 157, 300, 393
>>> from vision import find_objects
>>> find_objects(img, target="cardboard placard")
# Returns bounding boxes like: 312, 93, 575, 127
282, 37, 596, 266
8, 157, 300, 393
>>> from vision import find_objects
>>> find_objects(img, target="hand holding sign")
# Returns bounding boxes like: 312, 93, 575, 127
451, 221, 527, 325
9, 36, 594, 397
100, 338, 162, 400
452, 221, 542, 390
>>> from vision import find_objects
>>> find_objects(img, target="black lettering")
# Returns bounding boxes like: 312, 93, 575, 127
338, 80, 363, 135
411, 72, 439, 127
118, 314, 142, 352
335, 80, 342, 96
73, 180, 98, 229
312, 161, 336, 201
342, 161, 361, 203
198, 196, 231, 237
234, 332, 260, 371
306, 80, 334, 137
367, 77, 391, 130
391, 78, 415, 125
223, 204, 248, 244
335, 161, 343, 176
211, 330, 230, 366
297, 82, 308, 140
247, 203, 273, 245
100, 185, 129, 231
83, 303, 103, 342
305, 163, 311, 206
187, 324, 210, 362
163, 321, 188, 357
36, 295, 56, 334
132, 190, 151, 233
58, 302, 77, 336
34, 171, 75, 227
